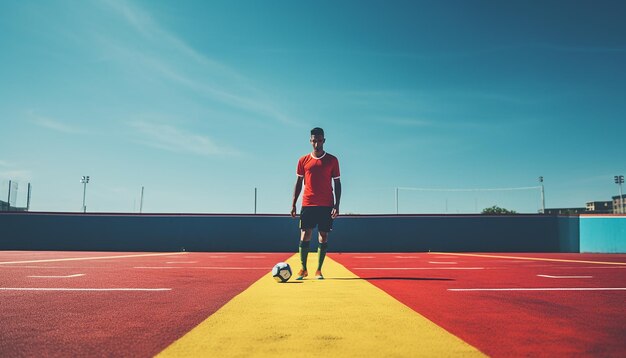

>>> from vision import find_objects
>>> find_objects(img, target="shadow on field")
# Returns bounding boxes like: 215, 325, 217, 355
326, 277, 454, 281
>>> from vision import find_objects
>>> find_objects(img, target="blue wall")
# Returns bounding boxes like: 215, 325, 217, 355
332, 215, 570, 252
0, 212, 580, 252
579, 215, 626, 253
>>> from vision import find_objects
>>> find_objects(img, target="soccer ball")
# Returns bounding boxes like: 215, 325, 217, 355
272, 262, 292, 282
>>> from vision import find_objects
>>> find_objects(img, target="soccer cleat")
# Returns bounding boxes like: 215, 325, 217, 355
296, 269, 308, 280
315, 270, 324, 280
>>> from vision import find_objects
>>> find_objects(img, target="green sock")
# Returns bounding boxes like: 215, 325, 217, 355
299, 240, 310, 271
317, 242, 328, 271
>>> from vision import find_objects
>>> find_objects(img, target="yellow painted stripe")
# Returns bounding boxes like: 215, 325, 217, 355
431, 252, 626, 265
158, 254, 484, 357
0, 252, 186, 265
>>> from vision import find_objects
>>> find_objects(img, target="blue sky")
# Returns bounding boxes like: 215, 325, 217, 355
1, 0, 625, 214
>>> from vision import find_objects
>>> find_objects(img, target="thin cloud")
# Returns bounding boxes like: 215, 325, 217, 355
98, 0, 300, 127
101, 0, 246, 82
29, 112, 85, 134
142, 54, 299, 126
130, 121, 239, 157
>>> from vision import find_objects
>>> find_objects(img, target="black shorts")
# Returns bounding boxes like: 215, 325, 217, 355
299, 206, 333, 232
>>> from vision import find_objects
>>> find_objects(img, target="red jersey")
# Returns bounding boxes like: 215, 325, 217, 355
297, 152, 340, 207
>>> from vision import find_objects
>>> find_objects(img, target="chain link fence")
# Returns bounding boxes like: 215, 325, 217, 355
1, 179, 31, 211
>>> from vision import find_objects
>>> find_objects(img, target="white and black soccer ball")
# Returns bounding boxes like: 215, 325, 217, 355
272, 262, 292, 282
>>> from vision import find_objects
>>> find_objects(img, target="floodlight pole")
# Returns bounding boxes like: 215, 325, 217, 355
254, 187, 257, 214
27, 183, 31, 211
81, 176, 90, 213
539, 176, 545, 214
395, 187, 399, 214
6, 180, 11, 212
139, 186, 144, 213
615, 175, 624, 214
82, 184, 86, 213
619, 183, 624, 214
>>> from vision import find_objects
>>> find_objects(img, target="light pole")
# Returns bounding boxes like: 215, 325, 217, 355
395, 187, 399, 214
539, 176, 545, 214
139, 186, 144, 213
615, 175, 624, 214
26, 183, 31, 211
81, 176, 90, 213
6, 180, 11, 212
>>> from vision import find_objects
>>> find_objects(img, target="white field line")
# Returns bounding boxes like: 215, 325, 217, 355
429, 261, 457, 264
353, 267, 484, 270
555, 266, 626, 269
395, 256, 421, 259
165, 261, 198, 264
448, 288, 626, 292
430, 252, 626, 266
537, 274, 593, 279
0, 252, 187, 265
526, 265, 557, 267
0, 266, 117, 268
244, 256, 267, 259
28, 274, 85, 278
0, 288, 171, 292
134, 266, 267, 270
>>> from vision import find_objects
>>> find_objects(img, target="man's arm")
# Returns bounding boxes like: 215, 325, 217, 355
291, 176, 304, 217
331, 178, 341, 219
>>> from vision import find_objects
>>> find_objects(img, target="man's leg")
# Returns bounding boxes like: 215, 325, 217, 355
297, 229, 312, 279
316, 231, 328, 279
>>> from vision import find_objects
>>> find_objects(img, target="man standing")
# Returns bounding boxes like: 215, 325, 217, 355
291, 127, 341, 280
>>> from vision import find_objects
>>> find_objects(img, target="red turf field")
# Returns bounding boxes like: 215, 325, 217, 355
332, 252, 626, 357
0, 251, 291, 357
1, 251, 625, 357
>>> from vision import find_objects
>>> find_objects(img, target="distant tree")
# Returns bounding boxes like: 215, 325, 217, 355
482, 205, 517, 215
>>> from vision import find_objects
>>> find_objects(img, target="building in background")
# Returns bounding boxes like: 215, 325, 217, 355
612, 194, 626, 214
547, 195, 625, 215
586, 201, 613, 214
544, 207, 587, 215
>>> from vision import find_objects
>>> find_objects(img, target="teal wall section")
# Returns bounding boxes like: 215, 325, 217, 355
556, 216, 580, 253
579, 216, 626, 253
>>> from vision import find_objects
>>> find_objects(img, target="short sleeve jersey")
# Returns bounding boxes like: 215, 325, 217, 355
296, 152, 340, 207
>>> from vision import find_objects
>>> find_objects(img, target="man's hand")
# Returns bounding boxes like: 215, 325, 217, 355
290, 206, 297, 218
331, 206, 339, 219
